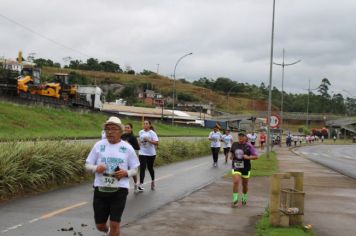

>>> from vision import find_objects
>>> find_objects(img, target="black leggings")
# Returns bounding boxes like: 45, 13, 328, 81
211, 147, 220, 163
139, 155, 156, 184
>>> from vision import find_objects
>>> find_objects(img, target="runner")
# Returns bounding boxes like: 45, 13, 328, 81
230, 130, 258, 207
221, 128, 233, 164
121, 123, 140, 193
137, 120, 159, 191
85, 116, 140, 236
247, 132, 257, 146
208, 123, 222, 167
259, 132, 266, 150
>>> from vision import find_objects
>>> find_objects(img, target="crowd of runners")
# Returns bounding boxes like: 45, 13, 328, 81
84, 116, 328, 235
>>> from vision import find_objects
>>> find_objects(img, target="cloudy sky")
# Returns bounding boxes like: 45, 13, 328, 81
1, 0, 355, 97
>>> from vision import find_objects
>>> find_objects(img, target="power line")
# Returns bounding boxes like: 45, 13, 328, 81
0, 13, 91, 58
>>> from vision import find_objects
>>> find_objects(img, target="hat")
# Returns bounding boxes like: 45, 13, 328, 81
104, 116, 123, 129
238, 130, 246, 136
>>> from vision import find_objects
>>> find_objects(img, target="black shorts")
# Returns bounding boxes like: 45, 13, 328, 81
93, 187, 128, 224
223, 147, 231, 155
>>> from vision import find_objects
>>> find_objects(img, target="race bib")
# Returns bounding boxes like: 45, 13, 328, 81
100, 175, 118, 188
233, 160, 244, 169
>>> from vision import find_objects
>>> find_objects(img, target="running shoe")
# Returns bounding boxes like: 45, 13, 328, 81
231, 200, 238, 208
134, 184, 139, 193
151, 181, 155, 190
242, 195, 247, 205
137, 185, 144, 192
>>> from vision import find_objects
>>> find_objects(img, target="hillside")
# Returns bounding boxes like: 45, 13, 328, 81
42, 67, 270, 114
0, 101, 208, 141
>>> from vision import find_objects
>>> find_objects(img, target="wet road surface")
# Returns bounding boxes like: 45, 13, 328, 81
294, 144, 356, 179
0, 154, 230, 236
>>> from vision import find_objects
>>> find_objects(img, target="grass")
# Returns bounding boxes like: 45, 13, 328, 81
0, 139, 211, 201
0, 101, 209, 141
256, 208, 315, 236
252, 151, 278, 176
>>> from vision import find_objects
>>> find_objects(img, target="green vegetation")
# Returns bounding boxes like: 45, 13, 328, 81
0, 141, 91, 200
156, 139, 210, 166
256, 208, 315, 236
0, 139, 210, 200
252, 151, 278, 176
0, 101, 209, 141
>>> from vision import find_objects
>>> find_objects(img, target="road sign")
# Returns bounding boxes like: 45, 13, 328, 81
270, 115, 280, 128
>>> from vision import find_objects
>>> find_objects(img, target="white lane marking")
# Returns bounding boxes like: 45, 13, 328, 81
28, 218, 39, 223
1, 202, 88, 234
321, 153, 329, 157
342, 156, 355, 160
1, 224, 22, 234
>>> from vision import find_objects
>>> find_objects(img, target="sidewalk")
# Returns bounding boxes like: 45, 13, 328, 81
122, 147, 356, 236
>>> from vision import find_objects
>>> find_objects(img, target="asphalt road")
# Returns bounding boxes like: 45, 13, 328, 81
294, 144, 356, 179
0, 154, 230, 236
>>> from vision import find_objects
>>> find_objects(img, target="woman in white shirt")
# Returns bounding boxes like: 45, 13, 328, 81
208, 125, 222, 167
137, 120, 159, 191
221, 129, 233, 164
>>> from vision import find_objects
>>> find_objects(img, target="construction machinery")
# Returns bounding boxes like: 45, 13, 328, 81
0, 65, 103, 110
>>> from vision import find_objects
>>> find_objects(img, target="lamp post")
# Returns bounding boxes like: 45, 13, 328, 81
266, 0, 276, 159
273, 48, 301, 131
303, 79, 318, 129
172, 52, 193, 125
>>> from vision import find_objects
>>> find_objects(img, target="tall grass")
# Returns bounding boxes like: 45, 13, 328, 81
155, 139, 211, 166
0, 139, 211, 200
0, 141, 92, 200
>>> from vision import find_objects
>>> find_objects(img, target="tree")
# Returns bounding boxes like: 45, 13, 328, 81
318, 78, 331, 113
100, 61, 122, 73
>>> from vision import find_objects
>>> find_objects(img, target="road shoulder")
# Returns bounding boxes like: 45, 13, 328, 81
122, 177, 270, 236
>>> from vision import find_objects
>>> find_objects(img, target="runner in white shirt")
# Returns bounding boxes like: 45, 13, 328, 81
247, 132, 257, 146
208, 124, 222, 167
85, 116, 140, 236
221, 129, 233, 164
137, 120, 159, 191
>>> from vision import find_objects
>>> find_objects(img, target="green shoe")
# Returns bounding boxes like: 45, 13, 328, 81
231, 200, 238, 208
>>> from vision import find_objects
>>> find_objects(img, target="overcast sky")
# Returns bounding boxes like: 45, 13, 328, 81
1, 0, 355, 97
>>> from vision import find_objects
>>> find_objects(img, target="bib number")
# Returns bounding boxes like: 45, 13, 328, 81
233, 161, 244, 169
101, 176, 118, 187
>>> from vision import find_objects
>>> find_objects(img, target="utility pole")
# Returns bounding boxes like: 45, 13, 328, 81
273, 48, 301, 132
266, 0, 276, 159
156, 64, 160, 74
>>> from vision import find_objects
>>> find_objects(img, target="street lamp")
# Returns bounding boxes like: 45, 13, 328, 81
273, 48, 301, 131
303, 79, 318, 129
172, 52, 193, 125
266, 0, 276, 159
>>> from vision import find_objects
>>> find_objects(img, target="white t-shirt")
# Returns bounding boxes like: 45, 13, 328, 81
247, 133, 257, 143
138, 129, 159, 156
221, 134, 233, 148
86, 139, 140, 189
208, 131, 222, 148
